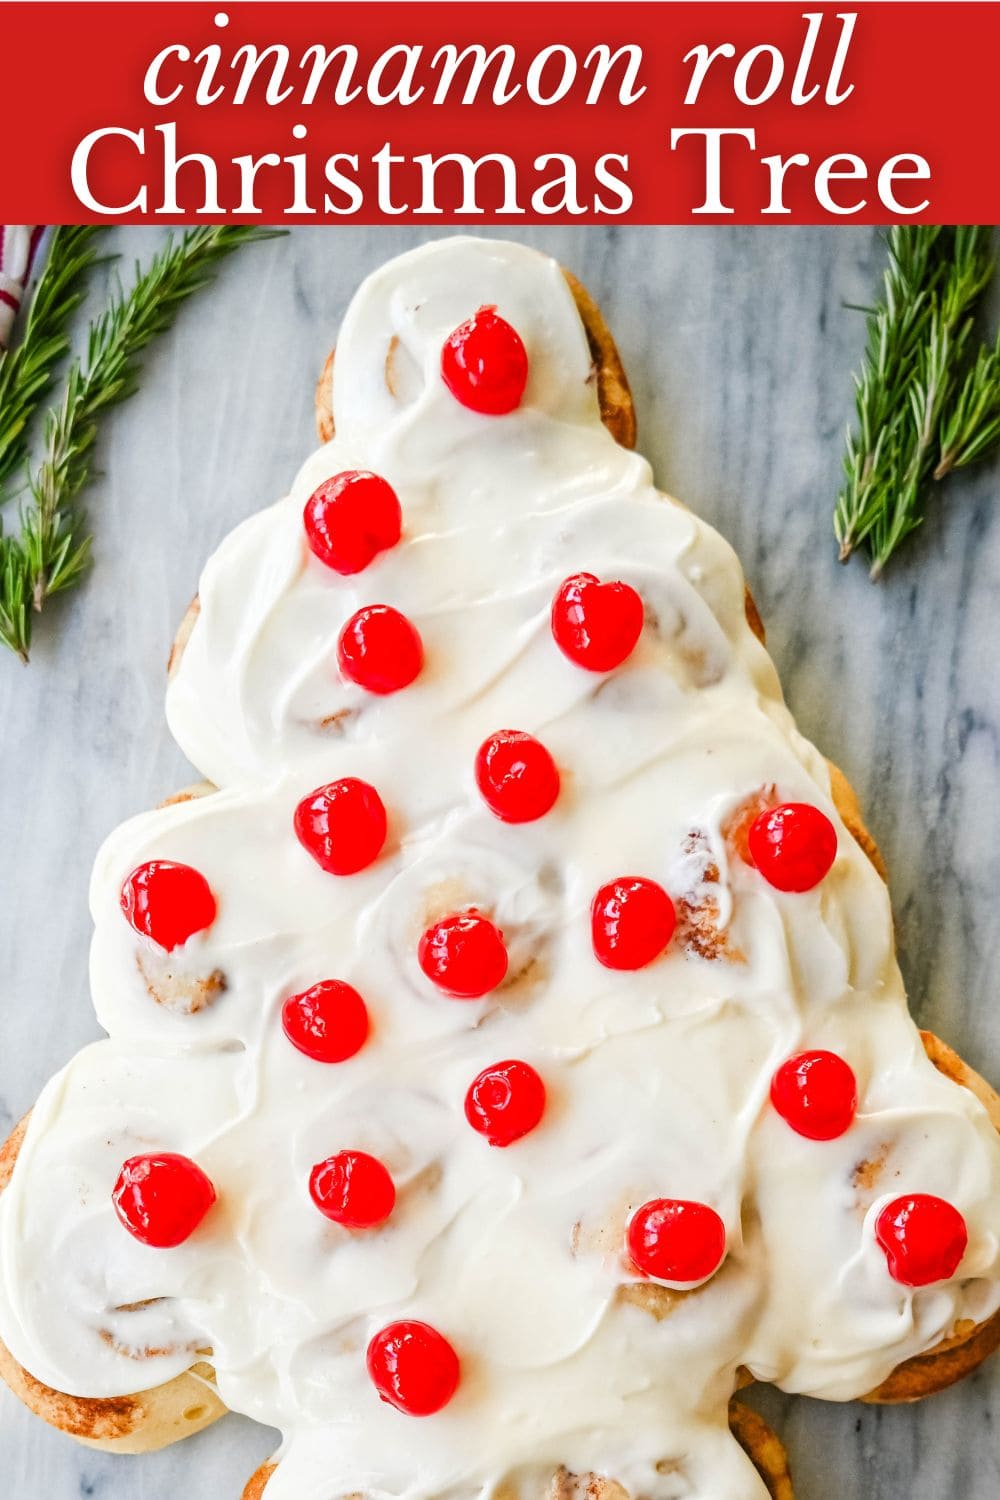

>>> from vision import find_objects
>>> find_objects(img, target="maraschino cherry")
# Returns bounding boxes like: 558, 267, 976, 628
282, 980, 369, 1063
338, 605, 423, 695
441, 306, 528, 415
771, 1051, 858, 1140
591, 877, 676, 970
120, 861, 217, 952
465, 1060, 546, 1146
418, 911, 508, 998
475, 730, 560, 823
309, 1150, 395, 1228
627, 1198, 727, 1284
112, 1153, 216, 1248
367, 1320, 460, 1416
303, 470, 402, 575
551, 573, 643, 672
875, 1194, 968, 1287
747, 803, 837, 892
294, 778, 387, 875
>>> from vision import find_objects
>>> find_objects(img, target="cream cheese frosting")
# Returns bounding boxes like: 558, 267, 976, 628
1, 237, 999, 1500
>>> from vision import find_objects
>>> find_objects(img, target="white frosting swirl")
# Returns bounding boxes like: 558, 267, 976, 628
1, 238, 999, 1500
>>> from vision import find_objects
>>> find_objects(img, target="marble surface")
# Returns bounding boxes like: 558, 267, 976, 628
1, 224, 998, 1499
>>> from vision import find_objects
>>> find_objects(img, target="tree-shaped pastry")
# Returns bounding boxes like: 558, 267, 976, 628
1, 239, 999, 1500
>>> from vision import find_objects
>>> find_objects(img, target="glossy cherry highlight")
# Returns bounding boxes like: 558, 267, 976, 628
465, 1060, 546, 1147
418, 911, 508, 998
747, 802, 838, 893
282, 980, 370, 1063
551, 572, 644, 673
475, 730, 560, 824
367, 1319, 460, 1416
627, 1198, 727, 1285
303, 470, 402, 575
875, 1194, 968, 1287
591, 877, 676, 970
337, 605, 423, 695
309, 1150, 396, 1229
294, 778, 387, 875
441, 306, 528, 415
770, 1050, 858, 1141
112, 1153, 216, 1248
120, 860, 217, 952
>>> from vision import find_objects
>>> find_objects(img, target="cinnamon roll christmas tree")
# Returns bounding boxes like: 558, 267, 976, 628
1, 239, 999, 1500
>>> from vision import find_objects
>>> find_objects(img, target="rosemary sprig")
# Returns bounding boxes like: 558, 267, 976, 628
0, 226, 105, 490
0, 226, 281, 662
935, 336, 1000, 478
834, 226, 1000, 579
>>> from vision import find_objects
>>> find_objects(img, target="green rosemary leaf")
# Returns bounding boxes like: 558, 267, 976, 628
0, 226, 105, 492
935, 337, 1000, 479
835, 226, 1000, 579
1, 226, 282, 662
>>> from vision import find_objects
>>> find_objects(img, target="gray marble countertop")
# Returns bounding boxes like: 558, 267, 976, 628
1, 225, 997, 1499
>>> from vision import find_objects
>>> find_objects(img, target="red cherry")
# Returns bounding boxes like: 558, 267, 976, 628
309, 1150, 396, 1229
367, 1320, 460, 1415
337, 605, 423, 695
120, 861, 217, 952
441, 306, 528, 416
475, 730, 560, 824
418, 911, 508, 998
627, 1198, 726, 1284
591, 878, 676, 970
282, 980, 369, 1063
112, 1153, 216, 1249
771, 1051, 858, 1140
875, 1194, 968, 1287
294, 778, 387, 875
551, 573, 644, 673
465, 1060, 546, 1147
303, 470, 402, 575
747, 803, 838, 893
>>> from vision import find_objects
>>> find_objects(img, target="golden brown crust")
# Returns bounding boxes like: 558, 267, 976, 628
0, 1337, 223, 1453
919, 1030, 1000, 1131
242, 1462, 278, 1499
826, 760, 888, 882
0, 1333, 145, 1447
316, 349, 335, 444
729, 1401, 795, 1500
743, 588, 766, 646
0, 1113, 30, 1193
864, 1309, 1000, 1405
158, 781, 216, 809
560, 271, 637, 451
168, 595, 201, 682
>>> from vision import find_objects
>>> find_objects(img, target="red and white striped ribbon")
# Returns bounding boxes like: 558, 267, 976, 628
0, 225, 43, 352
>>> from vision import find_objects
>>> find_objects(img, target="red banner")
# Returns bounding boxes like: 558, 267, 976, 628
2, 2, 997, 224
